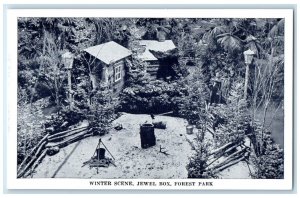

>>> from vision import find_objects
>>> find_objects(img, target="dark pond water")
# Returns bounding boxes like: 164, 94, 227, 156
256, 107, 284, 148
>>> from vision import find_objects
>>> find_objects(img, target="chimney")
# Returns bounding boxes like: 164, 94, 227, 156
157, 30, 166, 42
137, 44, 147, 54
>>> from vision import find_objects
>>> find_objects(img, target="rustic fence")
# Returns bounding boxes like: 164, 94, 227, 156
204, 140, 250, 175
17, 110, 254, 178
17, 125, 91, 178
186, 110, 252, 176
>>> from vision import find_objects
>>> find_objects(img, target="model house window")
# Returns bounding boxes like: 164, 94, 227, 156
150, 60, 159, 65
114, 63, 122, 82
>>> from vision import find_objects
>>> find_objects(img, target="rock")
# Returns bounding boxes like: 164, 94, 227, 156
45, 127, 54, 133
61, 121, 69, 128
92, 127, 105, 136
114, 123, 123, 130
153, 121, 167, 129
47, 146, 60, 156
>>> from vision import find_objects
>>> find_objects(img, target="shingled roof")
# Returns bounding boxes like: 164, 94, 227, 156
136, 40, 176, 61
84, 41, 132, 65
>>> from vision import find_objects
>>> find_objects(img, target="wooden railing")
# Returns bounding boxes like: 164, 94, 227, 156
187, 110, 251, 175
17, 125, 91, 178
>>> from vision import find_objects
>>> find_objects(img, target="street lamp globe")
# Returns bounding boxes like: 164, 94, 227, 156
243, 49, 255, 65
62, 51, 74, 69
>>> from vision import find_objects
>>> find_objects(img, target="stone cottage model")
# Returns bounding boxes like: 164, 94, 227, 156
136, 40, 176, 78
83, 41, 132, 95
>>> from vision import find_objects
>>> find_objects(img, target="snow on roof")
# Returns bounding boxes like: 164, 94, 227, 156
136, 40, 176, 61
84, 41, 132, 65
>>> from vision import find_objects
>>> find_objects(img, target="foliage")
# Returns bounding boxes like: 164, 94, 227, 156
199, 18, 284, 90
178, 67, 214, 178
86, 85, 118, 135
18, 18, 91, 104
88, 18, 133, 47
72, 74, 92, 110
38, 31, 69, 106
17, 97, 49, 164
123, 56, 150, 87
187, 137, 215, 178
252, 131, 284, 179
187, 146, 209, 178
177, 67, 210, 125
211, 81, 250, 147
119, 57, 188, 114
120, 78, 188, 114
44, 107, 86, 133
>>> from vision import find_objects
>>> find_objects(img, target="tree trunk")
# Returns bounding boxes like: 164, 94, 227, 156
54, 76, 60, 107
29, 28, 47, 108
89, 73, 97, 90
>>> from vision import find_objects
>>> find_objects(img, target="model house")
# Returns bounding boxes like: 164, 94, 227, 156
136, 40, 176, 78
83, 41, 132, 94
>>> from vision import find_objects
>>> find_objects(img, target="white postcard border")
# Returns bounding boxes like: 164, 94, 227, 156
5, 8, 294, 190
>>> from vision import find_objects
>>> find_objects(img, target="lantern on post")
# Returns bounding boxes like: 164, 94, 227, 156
62, 51, 74, 110
243, 49, 255, 99
62, 52, 74, 69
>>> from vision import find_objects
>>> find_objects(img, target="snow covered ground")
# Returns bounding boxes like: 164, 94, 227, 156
30, 113, 251, 179
31, 113, 193, 179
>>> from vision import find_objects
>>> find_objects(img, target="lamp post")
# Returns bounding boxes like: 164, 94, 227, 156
62, 51, 74, 110
243, 49, 255, 100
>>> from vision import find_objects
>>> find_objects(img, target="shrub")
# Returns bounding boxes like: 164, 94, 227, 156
252, 131, 284, 179
17, 98, 49, 164
120, 56, 190, 114
44, 107, 86, 133
211, 81, 250, 147
120, 78, 188, 114
187, 139, 215, 178
177, 67, 210, 125
177, 67, 215, 178
86, 86, 118, 135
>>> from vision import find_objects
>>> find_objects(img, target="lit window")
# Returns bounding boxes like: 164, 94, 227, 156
114, 63, 122, 82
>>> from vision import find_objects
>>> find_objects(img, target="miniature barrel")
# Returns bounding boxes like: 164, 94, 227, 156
186, 125, 194, 134
140, 123, 156, 149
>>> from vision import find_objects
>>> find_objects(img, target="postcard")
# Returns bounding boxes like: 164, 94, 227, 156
5, 8, 294, 190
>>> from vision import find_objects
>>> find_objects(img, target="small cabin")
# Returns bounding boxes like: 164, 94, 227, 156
136, 40, 176, 78
83, 41, 132, 95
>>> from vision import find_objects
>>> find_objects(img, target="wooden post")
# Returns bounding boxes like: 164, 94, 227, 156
244, 63, 250, 99
67, 69, 73, 110
243, 49, 255, 100
62, 51, 74, 110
